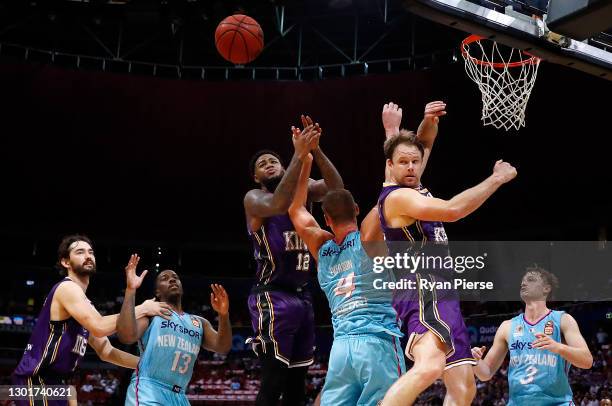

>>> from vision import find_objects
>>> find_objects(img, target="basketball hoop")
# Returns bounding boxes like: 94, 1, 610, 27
460, 35, 541, 131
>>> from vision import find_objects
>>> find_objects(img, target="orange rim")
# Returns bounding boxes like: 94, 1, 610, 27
461, 35, 540, 68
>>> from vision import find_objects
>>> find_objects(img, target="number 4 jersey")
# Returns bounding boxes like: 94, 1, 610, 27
507, 310, 573, 405
317, 230, 401, 339
133, 311, 204, 390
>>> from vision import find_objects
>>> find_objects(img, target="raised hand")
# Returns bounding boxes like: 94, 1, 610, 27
424, 101, 447, 125
125, 254, 147, 290
210, 284, 229, 317
382, 102, 402, 134
492, 160, 518, 184
292, 124, 320, 159
140, 298, 173, 320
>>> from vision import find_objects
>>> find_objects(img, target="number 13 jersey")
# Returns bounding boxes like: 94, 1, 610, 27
135, 311, 204, 389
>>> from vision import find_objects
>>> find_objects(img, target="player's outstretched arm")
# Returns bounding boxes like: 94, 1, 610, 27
202, 284, 232, 354
56, 263, 170, 338
417, 101, 446, 177
88, 335, 139, 369
387, 160, 517, 223
288, 153, 334, 262
295, 115, 344, 201
472, 320, 510, 381
244, 124, 319, 219
533, 313, 593, 369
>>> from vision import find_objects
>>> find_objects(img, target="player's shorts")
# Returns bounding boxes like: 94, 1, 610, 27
394, 273, 477, 369
247, 287, 315, 367
508, 396, 575, 406
11, 373, 70, 406
125, 376, 190, 406
321, 333, 405, 406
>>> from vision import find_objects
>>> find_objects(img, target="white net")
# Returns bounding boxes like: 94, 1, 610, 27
461, 36, 540, 131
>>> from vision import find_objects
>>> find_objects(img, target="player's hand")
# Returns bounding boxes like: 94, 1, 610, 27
382, 102, 402, 134
140, 298, 173, 320
492, 160, 517, 184
424, 101, 447, 125
532, 333, 561, 353
125, 254, 147, 290
210, 284, 229, 317
471, 346, 487, 361
293, 124, 320, 159
299, 115, 322, 150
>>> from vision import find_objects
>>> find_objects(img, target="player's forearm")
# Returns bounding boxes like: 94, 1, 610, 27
472, 362, 494, 381
312, 147, 344, 190
447, 175, 503, 221
214, 313, 232, 354
290, 157, 312, 214
270, 153, 303, 212
104, 347, 139, 369
557, 344, 593, 369
116, 288, 138, 344
416, 118, 438, 150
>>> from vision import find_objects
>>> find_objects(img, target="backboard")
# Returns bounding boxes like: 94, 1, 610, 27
403, 0, 612, 80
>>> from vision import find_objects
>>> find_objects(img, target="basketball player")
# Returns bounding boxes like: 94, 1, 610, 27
11, 234, 171, 406
471, 266, 593, 405
288, 154, 405, 406
378, 133, 517, 406
245, 118, 343, 405
361, 100, 447, 241
117, 262, 232, 406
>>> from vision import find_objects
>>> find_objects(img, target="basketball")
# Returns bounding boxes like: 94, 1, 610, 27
215, 14, 264, 65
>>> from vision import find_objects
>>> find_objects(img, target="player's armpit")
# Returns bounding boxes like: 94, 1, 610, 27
307, 178, 327, 202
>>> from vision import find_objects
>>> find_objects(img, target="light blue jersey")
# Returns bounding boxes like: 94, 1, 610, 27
508, 310, 573, 406
317, 230, 401, 338
126, 311, 204, 405
317, 231, 404, 406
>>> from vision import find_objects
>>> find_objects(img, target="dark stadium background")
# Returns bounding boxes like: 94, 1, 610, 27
0, 0, 610, 404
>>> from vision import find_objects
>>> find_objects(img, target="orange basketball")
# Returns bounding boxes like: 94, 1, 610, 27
215, 14, 264, 65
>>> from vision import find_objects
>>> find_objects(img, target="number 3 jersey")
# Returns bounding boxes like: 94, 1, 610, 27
134, 311, 204, 389
317, 231, 402, 339
507, 310, 573, 405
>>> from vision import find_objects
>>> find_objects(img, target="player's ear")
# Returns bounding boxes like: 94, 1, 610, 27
60, 258, 70, 270
354, 204, 360, 217
386, 158, 393, 168
253, 173, 261, 184
323, 212, 331, 227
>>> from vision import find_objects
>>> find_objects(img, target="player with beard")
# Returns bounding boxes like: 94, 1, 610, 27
117, 265, 232, 406
471, 266, 592, 405
378, 133, 517, 406
11, 234, 171, 406
245, 117, 344, 406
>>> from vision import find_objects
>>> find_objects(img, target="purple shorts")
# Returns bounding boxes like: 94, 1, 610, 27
11, 374, 70, 406
393, 273, 477, 369
247, 289, 315, 367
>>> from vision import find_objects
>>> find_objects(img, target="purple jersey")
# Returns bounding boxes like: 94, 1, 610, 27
249, 213, 311, 289
13, 278, 90, 379
378, 184, 449, 245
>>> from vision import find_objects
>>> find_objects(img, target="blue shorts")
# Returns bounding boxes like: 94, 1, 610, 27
321, 334, 405, 406
125, 376, 190, 406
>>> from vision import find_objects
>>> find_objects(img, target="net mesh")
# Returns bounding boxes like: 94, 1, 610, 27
461, 37, 540, 131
